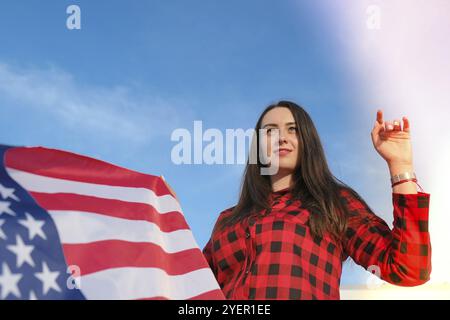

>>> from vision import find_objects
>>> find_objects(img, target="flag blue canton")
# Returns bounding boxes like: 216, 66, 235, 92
0, 145, 85, 300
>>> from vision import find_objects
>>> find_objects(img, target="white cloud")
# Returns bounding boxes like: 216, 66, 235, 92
0, 63, 184, 144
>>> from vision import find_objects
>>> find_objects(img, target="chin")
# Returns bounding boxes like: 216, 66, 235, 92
278, 159, 295, 168
275, 165, 296, 174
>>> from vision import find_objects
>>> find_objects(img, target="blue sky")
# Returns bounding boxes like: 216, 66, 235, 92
0, 1, 409, 285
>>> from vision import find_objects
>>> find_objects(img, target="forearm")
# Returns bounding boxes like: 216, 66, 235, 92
388, 162, 418, 194
342, 188, 431, 286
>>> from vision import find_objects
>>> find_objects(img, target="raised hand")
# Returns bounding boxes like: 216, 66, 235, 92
371, 110, 413, 166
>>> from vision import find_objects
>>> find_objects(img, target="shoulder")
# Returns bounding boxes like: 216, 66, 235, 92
220, 205, 235, 214
336, 185, 364, 200
335, 186, 379, 227
216, 205, 235, 221
336, 185, 370, 212
209, 205, 236, 238
336, 186, 356, 205
337, 185, 356, 198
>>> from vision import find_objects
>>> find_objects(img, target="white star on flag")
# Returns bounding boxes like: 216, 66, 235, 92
35, 262, 61, 295
18, 212, 47, 240
29, 290, 38, 300
7, 235, 35, 268
0, 219, 6, 240
0, 183, 19, 201
0, 200, 15, 217
0, 263, 23, 299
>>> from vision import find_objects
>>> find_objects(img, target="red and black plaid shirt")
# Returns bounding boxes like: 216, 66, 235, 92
202, 187, 431, 299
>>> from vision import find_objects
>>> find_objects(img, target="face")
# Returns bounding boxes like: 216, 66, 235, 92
260, 107, 300, 174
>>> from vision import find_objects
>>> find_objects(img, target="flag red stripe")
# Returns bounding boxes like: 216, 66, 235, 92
31, 192, 189, 232
62, 240, 208, 276
138, 289, 225, 300
186, 289, 225, 300
5, 147, 172, 196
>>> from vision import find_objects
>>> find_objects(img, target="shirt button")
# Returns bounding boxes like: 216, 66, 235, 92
245, 232, 251, 239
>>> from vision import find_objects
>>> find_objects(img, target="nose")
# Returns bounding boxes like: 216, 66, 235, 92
278, 129, 288, 145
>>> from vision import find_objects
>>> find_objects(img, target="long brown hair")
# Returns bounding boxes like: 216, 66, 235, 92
215, 100, 372, 242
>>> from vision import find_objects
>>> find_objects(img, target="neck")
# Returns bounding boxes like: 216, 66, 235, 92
271, 172, 293, 192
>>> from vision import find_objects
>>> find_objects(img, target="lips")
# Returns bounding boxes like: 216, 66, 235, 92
275, 148, 292, 156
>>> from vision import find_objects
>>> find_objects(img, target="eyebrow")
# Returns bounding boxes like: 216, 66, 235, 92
262, 122, 297, 128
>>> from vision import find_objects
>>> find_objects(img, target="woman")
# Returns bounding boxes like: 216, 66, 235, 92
202, 100, 431, 300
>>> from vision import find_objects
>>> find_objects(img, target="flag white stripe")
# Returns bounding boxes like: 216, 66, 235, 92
78, 267, 220, 300
6, 168, 181, 214
48, 210, 198, 253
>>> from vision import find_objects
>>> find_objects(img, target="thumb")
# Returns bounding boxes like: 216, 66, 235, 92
371, 120, 385, 138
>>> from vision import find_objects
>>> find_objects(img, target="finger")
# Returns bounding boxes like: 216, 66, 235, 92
371, 119, 385, 139
393, 119, 401, 131
385, 120, 394, 131
403, 116, 411, 132
376, 110, 383, 124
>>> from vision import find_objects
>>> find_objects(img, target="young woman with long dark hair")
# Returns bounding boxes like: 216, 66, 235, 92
202, 100, 431, 300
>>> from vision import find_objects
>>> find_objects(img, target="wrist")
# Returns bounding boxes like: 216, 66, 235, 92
387, 161, 414, 176
387, 162, 422, 194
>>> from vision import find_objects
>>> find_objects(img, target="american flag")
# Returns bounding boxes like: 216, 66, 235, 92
0, 144, 224, 300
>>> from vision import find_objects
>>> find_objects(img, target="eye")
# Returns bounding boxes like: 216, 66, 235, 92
288, 126, 298, 133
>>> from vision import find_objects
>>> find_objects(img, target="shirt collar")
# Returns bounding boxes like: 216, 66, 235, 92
269, 187, 292, 202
